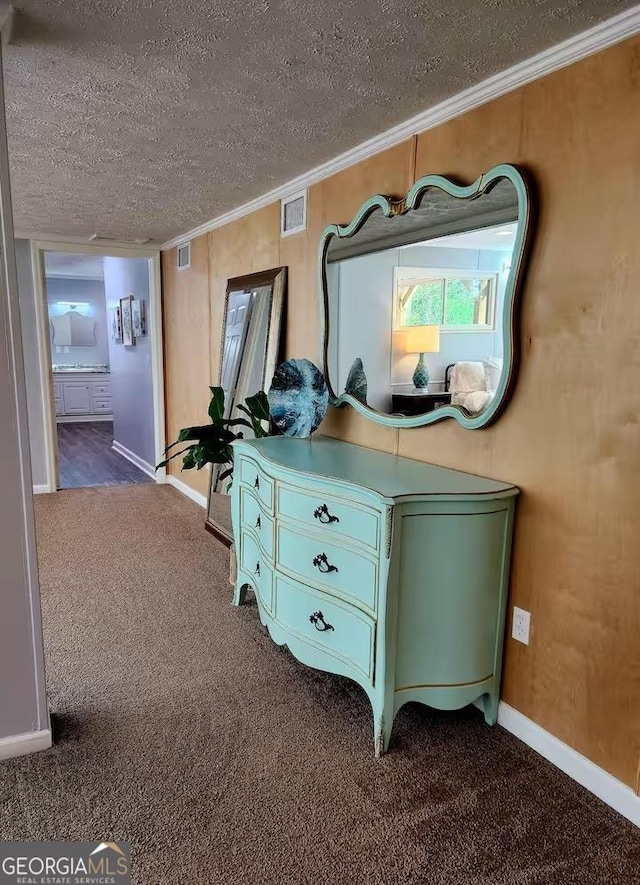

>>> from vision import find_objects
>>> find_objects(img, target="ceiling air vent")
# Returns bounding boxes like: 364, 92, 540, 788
177, 242, 191, 270
281, 191, 307, 237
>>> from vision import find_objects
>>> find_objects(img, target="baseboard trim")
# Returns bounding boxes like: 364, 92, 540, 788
497, 702, 639, 827
166, 474, 208, 509
112, 440, 156, 479
56, 415, 112, 424
32, 483, 53, 495
0, 728, 52, 761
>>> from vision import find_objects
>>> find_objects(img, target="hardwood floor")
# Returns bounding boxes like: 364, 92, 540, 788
57, 421, 153, 489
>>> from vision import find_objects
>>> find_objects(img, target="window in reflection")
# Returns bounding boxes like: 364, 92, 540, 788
395, 270, 496, 330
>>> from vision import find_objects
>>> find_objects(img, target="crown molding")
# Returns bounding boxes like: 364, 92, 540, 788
161, 5, 640, 251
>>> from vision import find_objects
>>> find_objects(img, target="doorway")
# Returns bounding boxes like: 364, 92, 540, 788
27, 242, 165, 493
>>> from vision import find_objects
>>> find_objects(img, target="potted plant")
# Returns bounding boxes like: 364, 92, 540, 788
158, 387, 272, 583
157, 386, 271, 480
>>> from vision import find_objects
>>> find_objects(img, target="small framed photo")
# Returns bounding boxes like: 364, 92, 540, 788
111, 307, 122, 342
120, 295, 134, 346
132, 299, 146, 337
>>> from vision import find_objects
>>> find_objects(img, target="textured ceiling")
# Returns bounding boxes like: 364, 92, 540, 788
5, 0, 635, 243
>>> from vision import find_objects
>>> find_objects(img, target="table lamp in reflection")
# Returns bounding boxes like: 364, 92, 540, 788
405, 325, 440, 390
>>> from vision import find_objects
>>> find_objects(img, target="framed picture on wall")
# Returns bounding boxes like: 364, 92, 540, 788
111, 307, 122, 342
120, 295, 135, 346
132, 298, 146, 337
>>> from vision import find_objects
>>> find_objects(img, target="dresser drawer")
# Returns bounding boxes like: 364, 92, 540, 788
239, 457, 274, 513
240, 530, 273, 612
274, 575, 374, 680
276, 524, 377, 613
240, 488, 274, 560
91, 380, 112, 396
92, 397, 113, 414
277, 484, 380, 551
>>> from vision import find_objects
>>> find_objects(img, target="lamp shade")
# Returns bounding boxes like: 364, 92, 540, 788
404, 325, 440, 354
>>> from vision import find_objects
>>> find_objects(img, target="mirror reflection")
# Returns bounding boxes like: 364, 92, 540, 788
324, 173, 525, 422
51, 310, 97, 347
206, 267, 286, 545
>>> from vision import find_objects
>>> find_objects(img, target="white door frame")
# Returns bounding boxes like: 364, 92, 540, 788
30, 241, 166, 492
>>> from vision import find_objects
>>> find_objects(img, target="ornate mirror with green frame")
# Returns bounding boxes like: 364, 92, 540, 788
319, 163, 534, 429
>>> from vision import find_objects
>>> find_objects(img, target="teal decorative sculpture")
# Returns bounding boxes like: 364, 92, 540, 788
345, 357, 368, 404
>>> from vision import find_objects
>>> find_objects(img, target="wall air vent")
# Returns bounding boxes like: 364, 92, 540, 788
281, 191, 307, 237
177, 242, 191, 270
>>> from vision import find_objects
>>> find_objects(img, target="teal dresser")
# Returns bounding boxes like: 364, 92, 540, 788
231, 436, 518, 755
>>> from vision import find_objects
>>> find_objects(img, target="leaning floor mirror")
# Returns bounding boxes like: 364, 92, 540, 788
205, 267, 286, 545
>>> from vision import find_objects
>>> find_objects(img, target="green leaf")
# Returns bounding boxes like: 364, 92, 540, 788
156, 444, 197, 471
177, 424, 213, 442
182, 449, 197, 470
208, 387, 225, 422
225, 417, 253, 430
245, 391, 270, 421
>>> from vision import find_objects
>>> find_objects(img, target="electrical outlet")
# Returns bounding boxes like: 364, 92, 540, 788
512, 606, 531, 644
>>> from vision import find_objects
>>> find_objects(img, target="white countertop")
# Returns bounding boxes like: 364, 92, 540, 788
52, 366, 110, 374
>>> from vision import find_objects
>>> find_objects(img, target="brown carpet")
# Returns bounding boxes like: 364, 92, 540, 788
1, 485, 638, 884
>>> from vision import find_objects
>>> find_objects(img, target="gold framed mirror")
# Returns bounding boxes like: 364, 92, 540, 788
205, 267, 286, 545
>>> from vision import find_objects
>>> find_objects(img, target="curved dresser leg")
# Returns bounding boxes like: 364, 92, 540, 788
483, 691, 500, 726
373, 711, 393, 758
233, 582, 250, 607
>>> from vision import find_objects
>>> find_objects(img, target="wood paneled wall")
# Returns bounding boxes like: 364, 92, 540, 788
161, 37, 640, 789
162, 234, 211, 497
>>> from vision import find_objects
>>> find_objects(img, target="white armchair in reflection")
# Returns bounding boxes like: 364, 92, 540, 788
445, 358, 503, 416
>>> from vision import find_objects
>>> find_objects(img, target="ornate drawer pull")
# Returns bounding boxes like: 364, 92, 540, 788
309, 611, 334, 632
255, 515, 261, 529
254, 475, 260, 490
313, 553, 339, 574
313, 504, 339, 524
254, 562, 260, 577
